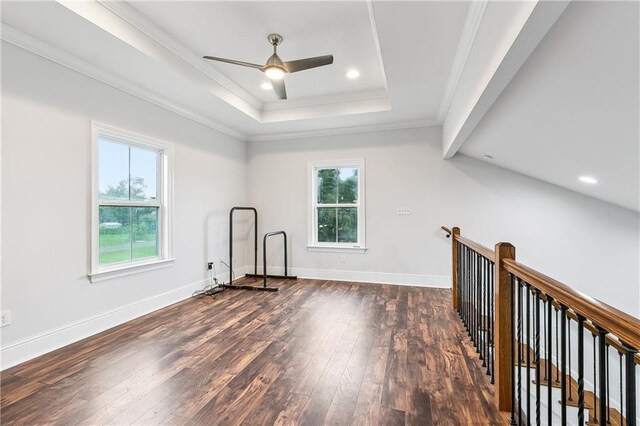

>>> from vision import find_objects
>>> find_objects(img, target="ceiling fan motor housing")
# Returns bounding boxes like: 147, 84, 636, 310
267, 33, 283, 46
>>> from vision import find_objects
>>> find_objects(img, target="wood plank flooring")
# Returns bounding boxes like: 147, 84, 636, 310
1, 278, 508, 425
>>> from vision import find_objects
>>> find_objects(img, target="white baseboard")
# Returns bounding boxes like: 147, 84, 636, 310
257, 266, 451, 288
0, 278, 210, 371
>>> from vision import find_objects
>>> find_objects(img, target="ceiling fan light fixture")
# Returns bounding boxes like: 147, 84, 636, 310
264, 66, 285, 80
261, 82, 273, 90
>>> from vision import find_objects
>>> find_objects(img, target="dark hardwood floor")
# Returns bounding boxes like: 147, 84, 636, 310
1, 278, 507, 425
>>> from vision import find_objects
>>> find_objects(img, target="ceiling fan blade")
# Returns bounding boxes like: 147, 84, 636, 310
272, 78, 287, 100
203, 56, 263, 70
283, 55, 334, 73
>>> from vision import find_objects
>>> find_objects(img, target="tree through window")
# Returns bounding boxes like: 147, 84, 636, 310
309, 159, 365, 250
91, 122, 173, 281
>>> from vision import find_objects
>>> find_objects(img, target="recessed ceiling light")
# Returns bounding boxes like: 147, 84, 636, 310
483, 154, 494, 160
579, 176, 598, 184
346, 69, 360, 79
261, 82, 273, 90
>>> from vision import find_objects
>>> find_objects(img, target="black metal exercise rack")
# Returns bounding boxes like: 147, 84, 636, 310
223, 207, 296, 292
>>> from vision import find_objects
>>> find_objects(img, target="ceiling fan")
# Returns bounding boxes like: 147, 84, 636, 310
203, 34, 334, 100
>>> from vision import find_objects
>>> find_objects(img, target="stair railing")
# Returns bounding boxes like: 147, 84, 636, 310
443, 226, 640, 426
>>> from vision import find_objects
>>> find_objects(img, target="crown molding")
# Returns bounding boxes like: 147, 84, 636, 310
95, 0, 262, 112
367, 0, 389, 92
82, 0, 390, 124
1, 24, 246, 141
437, 0, 489, 122
261, 88, 390, 123
262, 88, 388, 112
47, 0, 392, 124
246, 118, 440, 142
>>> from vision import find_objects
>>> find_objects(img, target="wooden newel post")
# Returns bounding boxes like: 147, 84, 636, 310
451, 227, 460, 310
494, 241, 516, 412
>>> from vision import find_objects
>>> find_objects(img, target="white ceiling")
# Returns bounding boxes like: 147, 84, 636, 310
0, 0, 470, 137
460, 1, 639, 212
130, 1, 386, 102
2, 1, 637, 211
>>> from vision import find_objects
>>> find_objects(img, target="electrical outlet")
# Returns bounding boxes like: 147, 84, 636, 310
339, 255, 347, 263
1, 310, 11, 327
396, 207, 411, 215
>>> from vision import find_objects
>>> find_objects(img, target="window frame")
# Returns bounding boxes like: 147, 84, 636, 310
307, 158, 366, 253
90, 121, 174, 282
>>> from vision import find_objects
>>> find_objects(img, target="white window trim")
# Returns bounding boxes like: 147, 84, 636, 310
89, 121, 175, 282
307, 158, 366, 253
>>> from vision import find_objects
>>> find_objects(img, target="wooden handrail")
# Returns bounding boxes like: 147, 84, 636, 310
455, 235, 495, 261
503, 258, 640, 352
564, 309, 640, 364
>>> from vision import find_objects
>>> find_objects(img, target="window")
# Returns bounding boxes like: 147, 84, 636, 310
90, 122, 173, 282
308, 159, 366, 252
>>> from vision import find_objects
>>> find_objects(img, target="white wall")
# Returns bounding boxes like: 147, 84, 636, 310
2, 38, 638, 374
0, 43, 249, 368
248, 126, 640, 317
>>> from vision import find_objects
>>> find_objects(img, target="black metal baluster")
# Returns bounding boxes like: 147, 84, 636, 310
484, 258, 488, 368
526, 284, 531, 422
568, 316, 572, 402
556, 308, 560, 385
487, 258, 491, 376
577, 315, 585, 426
460, 245, 464, 320
484, 258, 489, 372
560, 305, 568, 426
464, 246, 468, 325
598, 327, 607, 426
606, 343, 610, 424
465, 246, 469, 332
476, 252, 481, 353
510, 273, 516, 426
454, 241, 460, 315
458, 243, 462, 317
483, 257, 486, 363
622, 341, 637, 426
619, 350, 624, 426
547, 296, 553, 426
485, 258, 490, 375
466, 246, 470, 329
543, 297, 547, 382
478, 253, 483, 360
470, 249, 474, 339
490, 261, 495, 384
518, 278, 523, 426
472, 250, 476, 345
534, 290, 541, 426
473, 252, 477, 347
476, 251, 480, 348
467, 247, 471, 335
593, 332, 598, 424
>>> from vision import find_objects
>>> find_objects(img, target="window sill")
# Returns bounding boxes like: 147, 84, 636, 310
89, 258, 175, 283
307, 245, 367, 254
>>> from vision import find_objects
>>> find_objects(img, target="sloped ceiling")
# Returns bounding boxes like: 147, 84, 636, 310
460, 1, 639, 212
